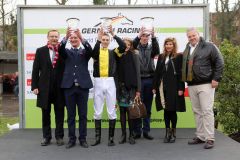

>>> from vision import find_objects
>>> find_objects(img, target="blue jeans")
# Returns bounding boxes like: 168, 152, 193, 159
133, 78, 153, 135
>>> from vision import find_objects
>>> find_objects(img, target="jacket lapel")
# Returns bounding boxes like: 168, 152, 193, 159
43, 46, 52, 67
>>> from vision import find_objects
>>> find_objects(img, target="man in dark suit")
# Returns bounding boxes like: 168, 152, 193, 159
59, 29, 93, 149
31, 29, 65, 146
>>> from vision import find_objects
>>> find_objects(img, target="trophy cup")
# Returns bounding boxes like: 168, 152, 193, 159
66, 18, 80, 35
100, 17, 112, 33
140, 17, 154, 35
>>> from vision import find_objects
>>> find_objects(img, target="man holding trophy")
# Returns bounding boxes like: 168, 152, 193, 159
59, 18, 93, 149
132, 17, 160, 140
91, 24, 126, 147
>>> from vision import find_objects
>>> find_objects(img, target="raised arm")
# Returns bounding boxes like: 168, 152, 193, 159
59, 28, 72, 59
151, 28, 160, 58
109, 25, 126, 53
133, 27, 145, 49
92, 29, 102, 59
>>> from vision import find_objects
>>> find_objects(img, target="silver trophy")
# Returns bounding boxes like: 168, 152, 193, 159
66, 18, 80, 35
140, 17, 154, 35
100, 17, 112, 33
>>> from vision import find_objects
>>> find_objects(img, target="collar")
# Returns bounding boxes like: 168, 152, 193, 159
189, 42, 199, 48
71, 46, 81, 50
100, 47, 108, 51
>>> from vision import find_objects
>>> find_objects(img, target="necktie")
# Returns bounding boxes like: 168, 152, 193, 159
71, 48, 79, 56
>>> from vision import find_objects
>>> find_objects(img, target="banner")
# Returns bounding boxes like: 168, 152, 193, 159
18, 5, 208, 128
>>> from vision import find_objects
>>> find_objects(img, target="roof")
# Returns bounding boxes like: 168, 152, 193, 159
0, 51, 18, 60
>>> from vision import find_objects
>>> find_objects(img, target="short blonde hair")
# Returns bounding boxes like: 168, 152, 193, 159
47, 29, 60, 36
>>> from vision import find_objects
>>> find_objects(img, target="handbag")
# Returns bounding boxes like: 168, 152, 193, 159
129, 96, 147, 119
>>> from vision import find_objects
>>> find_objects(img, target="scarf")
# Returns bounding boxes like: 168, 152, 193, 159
47, 42, 60, 68
182, 43, 199, 82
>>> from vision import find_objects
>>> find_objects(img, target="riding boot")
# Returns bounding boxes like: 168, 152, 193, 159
91, 119, 101, 146
108, 119, 116, 146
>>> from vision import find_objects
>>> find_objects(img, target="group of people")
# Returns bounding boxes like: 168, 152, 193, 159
31, 26, 224, 150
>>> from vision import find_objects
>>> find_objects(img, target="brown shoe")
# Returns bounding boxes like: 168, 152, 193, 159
188, 137, 205, 145
204, 140, 214, 149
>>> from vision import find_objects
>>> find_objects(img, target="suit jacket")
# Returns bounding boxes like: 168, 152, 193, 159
59, 39, 93, 89
31, 45, 65, 109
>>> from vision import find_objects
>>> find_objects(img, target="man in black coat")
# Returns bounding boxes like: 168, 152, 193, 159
31, 30, 65, 146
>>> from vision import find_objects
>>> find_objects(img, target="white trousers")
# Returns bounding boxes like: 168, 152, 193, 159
93, 77, 117, 120
188, 83, 215, 141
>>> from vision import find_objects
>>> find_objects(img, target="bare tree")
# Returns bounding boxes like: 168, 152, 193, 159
55, 0, 69, 5
214, 0, 240, 44
0, 0, 15, 51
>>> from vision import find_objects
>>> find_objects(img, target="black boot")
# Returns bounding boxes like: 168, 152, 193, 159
169, 128, 176, 143
129, 130, 135, 145
119, 108, 126, 144
108, 119, 116, 146
163, 128, 171, 143
91, 120, 101, 146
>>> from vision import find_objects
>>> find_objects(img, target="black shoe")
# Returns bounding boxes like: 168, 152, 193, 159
41, 138, 51, 146
133, 134, 141, 139
56, 138, 64, 146
129, 136, 136, 145
108, 137, 115, 146
143, 133, 154, 140
91, 138, 101, 146
80, 141, 89, 148
119, 134, 126, 144
65, 141, 75, 149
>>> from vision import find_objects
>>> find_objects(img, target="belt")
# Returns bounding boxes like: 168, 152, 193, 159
74, 82, 80, 87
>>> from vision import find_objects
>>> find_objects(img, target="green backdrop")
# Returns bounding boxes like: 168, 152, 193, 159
25, 97, 195, 128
